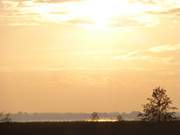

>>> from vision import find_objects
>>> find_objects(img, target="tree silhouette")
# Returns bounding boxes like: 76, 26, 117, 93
91, 112, 99, 121
0, 112, 12, 122
138, 87, 178, 122
116, 114, 123, 122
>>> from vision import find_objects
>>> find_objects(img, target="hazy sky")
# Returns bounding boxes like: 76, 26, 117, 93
0, 0, 180, 113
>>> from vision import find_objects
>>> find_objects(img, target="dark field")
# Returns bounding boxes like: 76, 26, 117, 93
0, 121, 180, 135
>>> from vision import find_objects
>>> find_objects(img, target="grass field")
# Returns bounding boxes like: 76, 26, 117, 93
0, 121, 180, 135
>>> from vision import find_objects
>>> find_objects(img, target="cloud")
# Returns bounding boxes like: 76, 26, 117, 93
64, 15, 159, 29
0, 1, 75, 25
130, 0, 158, 5
104, 15, 159, 28
35, 0, 80, 3
132, 0, 180, 16
149, 44, 180, 53
147, 8, 180, 16
112, 43, 180, 66
134, 0, 180, 6
112, 50, 173, 64
0, 0, 38, 25
0, 0, 179, 27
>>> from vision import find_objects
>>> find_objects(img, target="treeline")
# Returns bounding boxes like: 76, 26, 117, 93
90, 87, 179, 122
1, 87, 179, 123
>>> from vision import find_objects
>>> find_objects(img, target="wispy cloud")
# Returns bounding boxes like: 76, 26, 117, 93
112, 50, 173, 64
112, 43, 180, 66
35, 0, 80, 3
1, 42, 180, 72
147, 8, 180, 16
132, 0, 180, 17
149, 44, 180, 53
0, 0, 179, 28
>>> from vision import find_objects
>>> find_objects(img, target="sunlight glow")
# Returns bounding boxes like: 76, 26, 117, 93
69, 0, 148, 29
87, 119, 117, 122
23, 0, 158, 29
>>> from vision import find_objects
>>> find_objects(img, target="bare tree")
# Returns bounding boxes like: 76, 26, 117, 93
138, 87, 178, 122
91, 112, 99, 121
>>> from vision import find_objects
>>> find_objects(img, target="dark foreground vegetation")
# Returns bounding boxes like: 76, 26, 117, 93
1, 121, 180, 135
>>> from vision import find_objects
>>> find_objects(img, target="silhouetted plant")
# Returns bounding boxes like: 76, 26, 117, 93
116, 114, 123, 122
138, 87, 178, 122
91, 112, 99, 121
0, 112, 3, 119
0, 112, 12, 122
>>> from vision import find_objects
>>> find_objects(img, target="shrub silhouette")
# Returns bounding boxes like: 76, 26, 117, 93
116, 114, 123, 122
91, 112, 99, 121
138, 87, 178, 122
0, 112, 12, 122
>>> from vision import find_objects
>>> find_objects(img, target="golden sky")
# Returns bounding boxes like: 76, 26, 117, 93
0, 0, 180, 113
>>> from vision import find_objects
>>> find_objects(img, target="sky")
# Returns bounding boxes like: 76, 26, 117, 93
0, 0, 180, 113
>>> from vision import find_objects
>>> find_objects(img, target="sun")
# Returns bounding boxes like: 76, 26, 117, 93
69, 0, 147, 29
28, 0, 150, 29
82, 0, 124, 27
